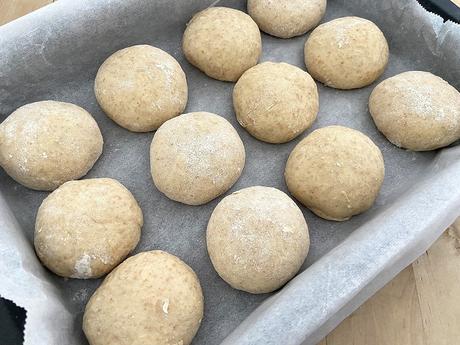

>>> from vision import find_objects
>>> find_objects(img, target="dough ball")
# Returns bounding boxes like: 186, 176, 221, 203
0, 101, 103, 191
233, 62, 319, 143
285, 126, 384, 221
182, 7, 262, 81
83, 251, 203, 345
248, 0, 327, 38
369, 71, 460, 151
34, 178, 143, 279
95, 45, 188, 132
207, 186, 309, 294
304, 16, 389, 89
150, 112, 245, 205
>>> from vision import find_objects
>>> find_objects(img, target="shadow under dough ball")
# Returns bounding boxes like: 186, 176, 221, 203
0, 100, 103, 191
233, 61, 319, 143
94, 45, 188, 132
369, 71, 460, 151
182, 7, 262, 82
206, 186, 310, 294
150, 112, 245, 205
285, 126, 385, 221
34, 178, 143, 279
247, 0, 327, 38
305, 16, 389, 89
83, 251, 204, 345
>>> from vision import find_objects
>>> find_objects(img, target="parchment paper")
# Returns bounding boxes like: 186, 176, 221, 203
1, 0, 460, 344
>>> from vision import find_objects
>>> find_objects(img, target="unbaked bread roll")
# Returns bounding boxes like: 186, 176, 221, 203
233, 61, 319, 143
150, 112, 245, 205
83, 251, 203, 345
182, 7, 261, 81
0, 101, 103, 191
285, 126, 384, 221
248, 0, 327, 38
305, 16, 389, 89
369, 71, 460, 151
207, 186, 309, 294
34, 178, 143, 279
95, 45, 188, 132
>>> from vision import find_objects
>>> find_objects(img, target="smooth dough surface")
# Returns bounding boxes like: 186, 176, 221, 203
150, 112, 245, 205
207, 186, 310, 294
95, 45, 188, 132
182, 7, 262, 81
369, 71, 460, 151
285, 126, 384, 221
305, 16, 389, 89
83, 251, 203, 345
248, 0, 327, 38
34, 178, 143, 279
233, 62, 319, 143
0, 101, 103, 191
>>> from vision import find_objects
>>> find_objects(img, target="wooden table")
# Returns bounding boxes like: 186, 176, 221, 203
1, 1, 460, 344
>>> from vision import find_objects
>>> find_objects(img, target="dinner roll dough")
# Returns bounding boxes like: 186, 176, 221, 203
34, 178, 143, 279
151, 112, 245, 205
233, 62, 319, 143
83, 251, 203, 345
305, 16, 389, 89
95, 45, 188, 132
285, 126, 384, 221
0, 101, 103, 191
248, 0, 327, 38
207, 186, 309, 294
182, 7, 262, 81
369, 71, 460, 151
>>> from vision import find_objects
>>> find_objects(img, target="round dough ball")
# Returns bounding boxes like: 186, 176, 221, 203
0, 101, 103, 191
34, 178, 143, 279
182, 7, 262, 81
248, 0, 327, 38
83, 251, 203, 345
150, 112, 245, 205
207, 186, 309, 294
285, 126, 384, 221
95, 45, 188, 132
304, 16, 389, 89
369, 71, 460, 151
233, 62, 319, 143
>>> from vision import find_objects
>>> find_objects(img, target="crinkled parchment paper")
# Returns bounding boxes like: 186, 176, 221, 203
1, 0, 460, 344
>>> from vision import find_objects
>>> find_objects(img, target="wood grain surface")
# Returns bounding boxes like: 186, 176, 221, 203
1, 1, 460, 345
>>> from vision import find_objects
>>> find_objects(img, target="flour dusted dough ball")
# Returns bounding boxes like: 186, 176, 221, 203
369, 71, 460, 151
285, 126, 384, 221
182, 7, 262, 81
83, 251, 203, 345
34, 178, 143, 279
207, 186, 309, 294
248, 0, 327, 38
95, 45, 188, 132
233, 62, 319, 143
150, 112, 245, 205
0, 101, 103, 191
305, 17, 389, 89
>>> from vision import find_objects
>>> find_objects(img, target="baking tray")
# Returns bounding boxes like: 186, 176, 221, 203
418, 0, 460, 22
1, 0, 460, 345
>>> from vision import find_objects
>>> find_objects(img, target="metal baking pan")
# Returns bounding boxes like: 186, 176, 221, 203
1, 0, 460, 345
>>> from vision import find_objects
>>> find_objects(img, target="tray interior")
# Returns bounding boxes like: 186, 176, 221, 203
0, 0, 450, 344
